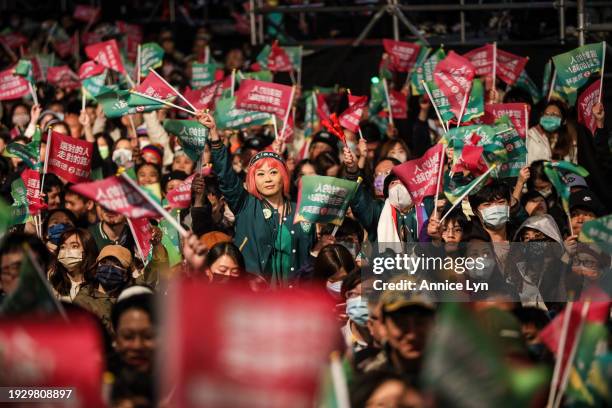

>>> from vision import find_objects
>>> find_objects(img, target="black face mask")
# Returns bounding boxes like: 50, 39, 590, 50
96, 264, 127, 292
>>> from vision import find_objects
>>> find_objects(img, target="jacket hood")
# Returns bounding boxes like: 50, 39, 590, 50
514, 214, 563, 244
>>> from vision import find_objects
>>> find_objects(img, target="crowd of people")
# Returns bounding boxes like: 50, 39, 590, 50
0, 6, 610, 408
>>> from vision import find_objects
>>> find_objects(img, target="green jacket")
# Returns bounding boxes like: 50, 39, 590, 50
210, 145, 315, 284
73, 285, 116, 334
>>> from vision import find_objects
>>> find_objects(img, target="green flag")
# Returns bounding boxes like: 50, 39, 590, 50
5, 141, 40, 170
411, 47, 445, 95
543, 161, 589, 213
543, 60, 578, 106
304, 92, 318, 138
256, 44, 301, 71
213, 96, 272, 130
514, 69, 541, 104
14, 59, 34, 83
140, 42, 164, 75
238, 70, 273, 83
163, 119, 209, 162
10, 178, 29, 226
491, 117, 528, 178
552, 42, 605, 91
191, 63, 218, 88
578, 215, 612, 254
98, 89, 162, 118
82, 71, 112, 99
427, 78, 484, 123
294, 175, 359, 226
160, 209, 182, 267
0, 244, 65, 317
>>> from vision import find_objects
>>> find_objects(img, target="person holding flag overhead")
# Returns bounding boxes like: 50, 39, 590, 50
197, 111, 315, 287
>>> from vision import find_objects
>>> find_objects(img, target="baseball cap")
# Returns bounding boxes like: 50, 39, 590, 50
569, 189, 605, 216
242, 134, 272, 151
311, 130, 339, 153
117, 285, 154, 302
97, 245, 132, 269
380, 279, 437, 315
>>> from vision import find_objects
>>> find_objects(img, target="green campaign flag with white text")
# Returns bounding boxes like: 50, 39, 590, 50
411, 47, 446, 95
579, 215, 612, 255
294, 175, 359, 226
140, 42, 164, 75
491, 118, 527, 178
191, 63, 218, 88
14, 59, 34, 83
427, 78, 484, 123
82, 71, 112, 99
98, 89, 162, 118
543, 60, 578, 106
237, 70, 273, 83
163, 119, 209, 162
213, 96, 272, 130
552, 42, 605, 91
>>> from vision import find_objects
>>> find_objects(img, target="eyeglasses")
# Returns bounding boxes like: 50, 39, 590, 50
573, 259, 599, 269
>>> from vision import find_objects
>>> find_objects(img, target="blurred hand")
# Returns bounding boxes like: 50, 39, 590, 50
386, 122, 397, 139
150, 226, 162, 246
564, 235, 578, 256
593, 102, 605, 128
427, 216, 442, 240
30, 104, 42, 124
312, 234, 336, 256
518, 166, 530, 184
78, 109, 91, 127
342, 146, 358, 173
182, 232, 207, 272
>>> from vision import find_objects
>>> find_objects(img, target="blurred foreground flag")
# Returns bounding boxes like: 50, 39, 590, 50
161, 281, 338, 408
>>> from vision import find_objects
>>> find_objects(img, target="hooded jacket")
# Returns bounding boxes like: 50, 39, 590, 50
513, 214, 563, 244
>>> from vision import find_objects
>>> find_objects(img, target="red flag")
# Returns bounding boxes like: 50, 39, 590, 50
21, 169, 46, 215
316, 92, 331, 122
0, 66, 29, 101
496, 49, 528, 85
117, 21, 143, 61
577, 79, 601, 136
382, 39, 421, 72
482, 103, 530, 139
47, 66, 80, 90
279, 112, 295, 142
135, 72, 177, 101
73, 5, 101, 23
452, 144, 488, 176
31, 57, 43, 82
53, 33, 78, 58
463, 44, 494, 79
85, 39, 126, 75
268, 41, 293, 72
46, 131, 94, 183
78, 60, 105, 79
0, 315, 105, 406
161, 282, 337, 408
0, 32, 27, 50
392, 144, 444, 205
127, 217, 153, 262
235, 79, 293, 118
71, 176, 161, 219
184, 82, 221, 111
166, 174, 196, 209
389, 89, 408, 119
339, 95, 367, 133
321, 113, 346, 145
434, 51, 475, 118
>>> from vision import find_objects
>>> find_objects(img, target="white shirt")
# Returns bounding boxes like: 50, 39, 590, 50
526, 126, 552, 165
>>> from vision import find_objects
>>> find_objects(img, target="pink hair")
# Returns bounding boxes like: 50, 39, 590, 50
246, 157, 290, 200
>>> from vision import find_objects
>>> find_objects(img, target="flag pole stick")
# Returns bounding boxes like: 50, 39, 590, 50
127, 115, 138, 139
599, 41, 606, 103
297, 45, 303, 86
524, 104, 529, 139
150, 69, 198, 112
119, 172, 188, 237
456, 86, 470, 128
136, 44, 141, 85
546, 300, 574, 408
432, 145, 446, 220
129, 90, 197, 115
279, 85, 296, 140
547, 68, 556, 102
28, 82, 39, 106
404, 48, 431, 90
439, 164, 496, 223
272, 115, 278, 140
422, 80, 448, 133
230, 69, 236, 97
289, 70, 296, 85
126, 218, 146, 262
382, 78, 394, 126
553, 301, 591, 408
81, 87, 86, 112
204, 45, 210, 64
492, 42, 497, 90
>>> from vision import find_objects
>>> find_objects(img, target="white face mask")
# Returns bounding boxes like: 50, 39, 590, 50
12, 113, 30, 127
58, 249, 83, 271
326, 279, 343, 298
389, 152, 407, 163
388, 183, 413, 212
480, 204, 509, 229
112, 148, 133, 166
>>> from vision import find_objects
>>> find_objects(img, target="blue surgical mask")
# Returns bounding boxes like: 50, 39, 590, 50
96, 264, 127, 292
374, 174, 387, 197
326, 279, 343, 298
480, 204, 509, 229
539, 115, 561, 132
346, 296, 369, 326
48, 223, 70, 245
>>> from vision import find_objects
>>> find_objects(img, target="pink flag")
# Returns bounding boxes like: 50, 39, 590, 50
71, 176, 160, 219
434, 51, 475, 118
0, 66, 29, 101
389, 89, 408, 119
85, 39, 126, 75
463, 44, 494, 79
382, 39, 421, 72
117, 21, 143, 61
496, 49, 528, 85
316, 93, 331, 122
482, 103, 530, 139
46, 131, 94, 183
162, 282, 337, 408
235, 79, 293, 118
339, 94, 367, 133
78, 61, 106, 79
31, 57, 43, 82
135, 72, 177, 101
54, 33, 78, 58
184, 82, 221, 111
279, 112, 295, 142
73, 5, 101, 23
47, 66, 80, 90
392, 144, 444, 205
166, 174, 196, 209
0, 33, 27, 50
21, 169, 46, 215
127, 217, 153, 262
577, 79, 601, 136
268, 41, 293, 72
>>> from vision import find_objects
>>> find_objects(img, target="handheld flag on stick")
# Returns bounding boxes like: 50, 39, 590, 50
321, 113, 347, 146
440, 164, 496, 223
